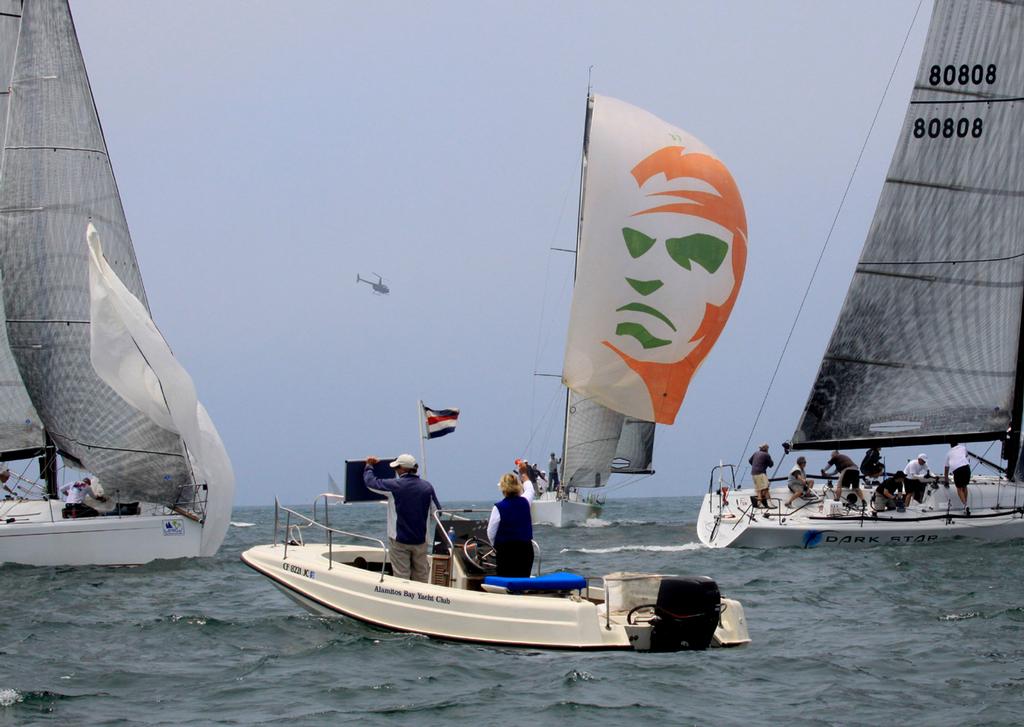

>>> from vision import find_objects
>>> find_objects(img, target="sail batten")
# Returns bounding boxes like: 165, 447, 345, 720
794, 0, 1024, 450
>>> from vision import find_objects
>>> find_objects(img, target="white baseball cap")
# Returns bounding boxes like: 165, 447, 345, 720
917, 453, 928, 462
389, 453, 417, 469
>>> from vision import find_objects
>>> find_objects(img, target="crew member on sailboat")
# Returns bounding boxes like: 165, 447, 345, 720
821, 451, 865, 506
749, 444, 773, 508
944, 443, 972, 515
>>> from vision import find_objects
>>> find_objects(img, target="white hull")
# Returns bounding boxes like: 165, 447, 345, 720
242, 542, 749, 651
531, 490, 602, 527
0, 498, 203, 566
698, 478, 1024, 548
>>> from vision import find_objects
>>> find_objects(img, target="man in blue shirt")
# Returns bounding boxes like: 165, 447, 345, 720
364, 454, 441, 582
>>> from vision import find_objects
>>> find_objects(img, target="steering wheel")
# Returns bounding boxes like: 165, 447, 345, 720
462, 536, 497, 571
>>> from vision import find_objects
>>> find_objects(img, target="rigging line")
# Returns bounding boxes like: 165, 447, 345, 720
604, 473, 652, 493
733, 0, 926, 483
529, 160, 580, 444
521, 385, 566, 457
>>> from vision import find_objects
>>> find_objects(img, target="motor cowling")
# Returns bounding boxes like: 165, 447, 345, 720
648, 576, 721, 651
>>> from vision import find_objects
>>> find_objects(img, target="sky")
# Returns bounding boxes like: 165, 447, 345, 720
62, 0, 952, 505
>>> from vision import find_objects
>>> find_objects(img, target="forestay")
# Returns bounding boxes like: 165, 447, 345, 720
562, 95, 747, 425
794, 0, 1024, 450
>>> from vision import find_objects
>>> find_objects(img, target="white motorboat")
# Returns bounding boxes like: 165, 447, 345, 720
533, 91, 747, 526
706, 0, 1024, 547
243, 496, 749, 651
0, 0, 234, 566
698, 471, 1024, 549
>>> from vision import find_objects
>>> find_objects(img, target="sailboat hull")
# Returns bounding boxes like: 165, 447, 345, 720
531, 491, 602, 527
697, 479, 1024, 549
0, 499, 202, 566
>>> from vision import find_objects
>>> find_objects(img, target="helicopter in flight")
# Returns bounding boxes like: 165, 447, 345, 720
356, 272, 390, 295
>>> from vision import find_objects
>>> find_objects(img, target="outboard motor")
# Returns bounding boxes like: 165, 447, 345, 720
648, 576, 721, 651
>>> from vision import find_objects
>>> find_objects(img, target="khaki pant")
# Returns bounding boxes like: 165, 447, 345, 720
389, 538, 429, 582
752, 473, 770, 494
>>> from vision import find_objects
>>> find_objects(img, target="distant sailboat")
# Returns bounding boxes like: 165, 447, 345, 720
534, 93, 747, 526
0, 0, 234, 565
699, 0, 1024, 548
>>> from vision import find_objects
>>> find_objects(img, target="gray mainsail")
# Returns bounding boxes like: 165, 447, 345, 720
562, 391, 654, 487
0, 2, 44, 457
0, 0, 191, 500
794, 0, 1024, 451
612, 417, 654, 475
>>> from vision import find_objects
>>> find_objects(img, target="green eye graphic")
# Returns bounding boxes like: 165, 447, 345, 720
622, 228, 656, 258
665, 233, 728, 273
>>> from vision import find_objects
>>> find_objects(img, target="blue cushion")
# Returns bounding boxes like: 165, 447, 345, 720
483, 571, 587, 593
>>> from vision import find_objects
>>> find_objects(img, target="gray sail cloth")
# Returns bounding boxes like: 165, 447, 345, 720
611, 417, 655, 475
0, 273, 43, 453
794, 0, 1024, 449
0, 3, 44, 455
563, 391, 654, 487
0, 0, 191, 500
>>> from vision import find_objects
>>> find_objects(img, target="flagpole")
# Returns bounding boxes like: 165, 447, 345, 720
417, 399, 428, 478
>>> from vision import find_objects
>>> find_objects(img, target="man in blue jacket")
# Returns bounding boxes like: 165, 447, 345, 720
364, 454, 441, 582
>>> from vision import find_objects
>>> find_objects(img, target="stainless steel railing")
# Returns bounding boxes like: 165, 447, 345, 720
273, 495, 388, 582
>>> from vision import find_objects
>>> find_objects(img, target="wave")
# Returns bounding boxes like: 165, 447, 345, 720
561, 542, 705, 554
230, 521, 255, 528
580, 518, 655, 528
939, 611, 980, 622
0, 689, 22, 707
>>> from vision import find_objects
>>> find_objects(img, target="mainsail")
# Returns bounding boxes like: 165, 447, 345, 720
793, 0, 1024, 453
560, 95, 745, 488
0, 2, 44, 457
562, 391, 653, 488
0, 0, 234, 552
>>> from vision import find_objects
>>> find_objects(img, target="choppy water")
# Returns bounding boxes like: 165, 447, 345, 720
2, 497, 1023, 726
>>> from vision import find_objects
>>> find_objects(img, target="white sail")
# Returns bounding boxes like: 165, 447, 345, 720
88, 225, 234, 555
563, 95, 747, 425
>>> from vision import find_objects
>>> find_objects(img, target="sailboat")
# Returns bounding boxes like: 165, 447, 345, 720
0, 0, 235, 566
534, 93, 747, 526
698, 0, 1024, 548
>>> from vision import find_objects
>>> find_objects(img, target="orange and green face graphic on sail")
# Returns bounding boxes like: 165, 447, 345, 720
604, 145, 747, 424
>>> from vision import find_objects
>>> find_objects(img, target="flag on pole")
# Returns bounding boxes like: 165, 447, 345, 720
423, 404, 460, 439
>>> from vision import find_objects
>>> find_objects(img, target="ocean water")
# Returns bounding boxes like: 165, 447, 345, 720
1, 496, 1022, 726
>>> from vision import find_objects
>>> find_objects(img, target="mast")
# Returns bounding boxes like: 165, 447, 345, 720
559, 86, 595, 493
1003, 300, 1024, 480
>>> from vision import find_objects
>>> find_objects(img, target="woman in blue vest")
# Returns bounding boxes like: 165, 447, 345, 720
486, 473, 534, 577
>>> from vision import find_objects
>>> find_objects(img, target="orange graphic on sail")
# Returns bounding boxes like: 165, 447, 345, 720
603, 145, 747, 424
